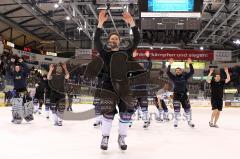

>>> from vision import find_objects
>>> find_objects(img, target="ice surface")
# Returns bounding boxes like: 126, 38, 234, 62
0, 105, 240, 159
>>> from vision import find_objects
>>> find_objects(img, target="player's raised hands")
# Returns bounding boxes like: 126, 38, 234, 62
223, 64, 229, 73
98, 10, 108, 25
168, 58, 174, 65
62, 63, 67, 70
209, 68, 214, 74
187, 58, 192, 64
145, 51, 150, 58
49, 64, 54, 71
132, 50, 138, 57
122, 12, 134, 26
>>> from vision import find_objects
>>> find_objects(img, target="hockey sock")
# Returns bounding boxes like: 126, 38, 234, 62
101, 117, 113, 136
118, 120, 129, 137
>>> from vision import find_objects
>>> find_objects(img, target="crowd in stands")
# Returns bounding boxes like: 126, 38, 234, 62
0, 50, 240, 102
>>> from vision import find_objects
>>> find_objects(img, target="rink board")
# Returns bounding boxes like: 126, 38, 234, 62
0, 92, 240, 108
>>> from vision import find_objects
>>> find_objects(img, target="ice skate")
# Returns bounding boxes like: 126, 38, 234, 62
164, 117, 170, 122
214, 124, 219, 128
129, 121, 132, 128
58, 121, 63, 126
45, 111, 50, 119
93, 121, 101, 128
118, 135, 127, 151
100, 136, 109, 150
67, 106, 73, 112
143, 120, 150, 129
11, 119, 22, 124
174, 120, 178, 128
155, 116, 164, 122
54, 121, 58, 126
209, 122, 214, 127
163, 113, 170, 122
188, 121, 195, 128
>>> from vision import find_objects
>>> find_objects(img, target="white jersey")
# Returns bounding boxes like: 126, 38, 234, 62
156, 89, 172, 100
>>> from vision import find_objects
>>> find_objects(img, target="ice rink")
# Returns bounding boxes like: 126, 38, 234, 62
1, 105, 240, 159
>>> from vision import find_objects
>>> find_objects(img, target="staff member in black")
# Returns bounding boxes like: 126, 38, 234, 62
94, 10, 140, 151
207, 66, 230, 128
167, 58, 195, 128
